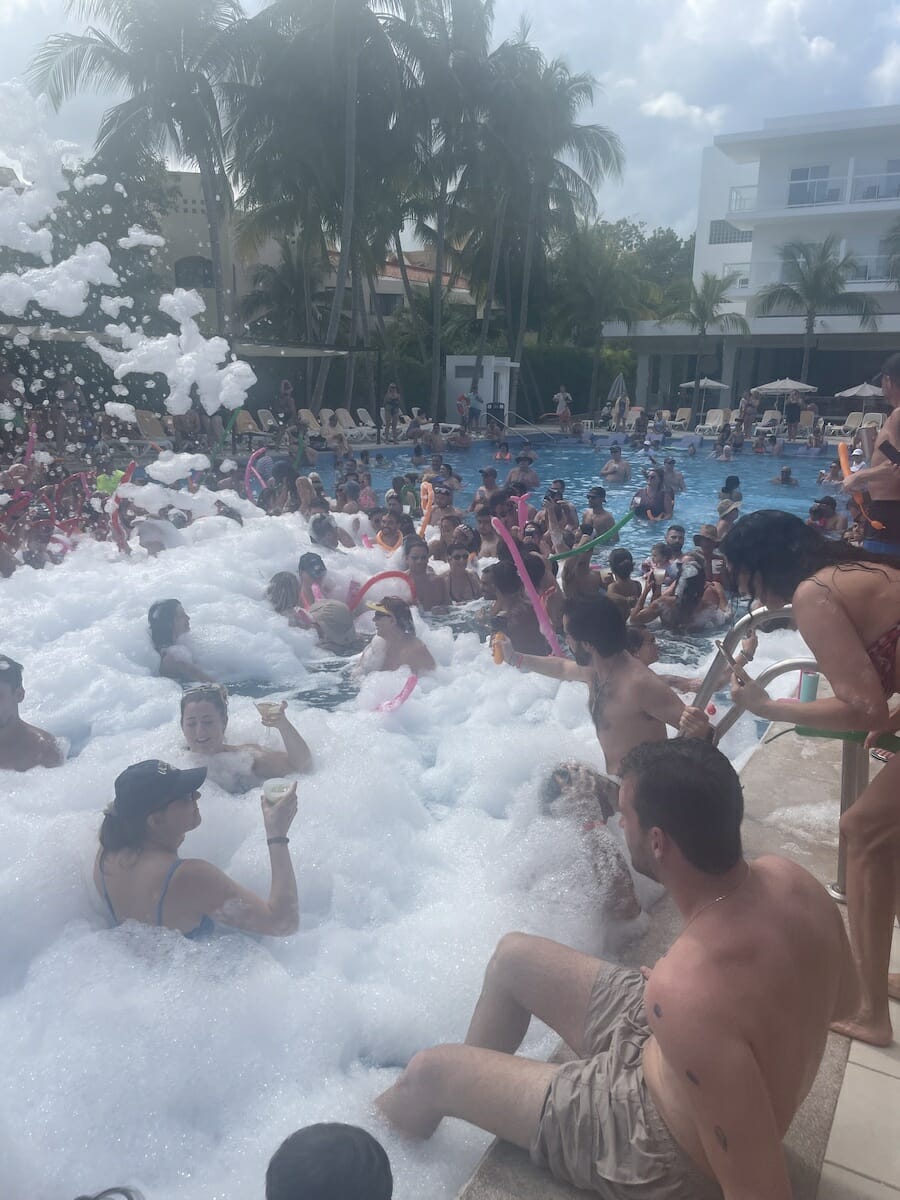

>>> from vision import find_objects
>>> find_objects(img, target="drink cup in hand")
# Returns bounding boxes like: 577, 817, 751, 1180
256, 700, 286, 726
262, 781, 297, 837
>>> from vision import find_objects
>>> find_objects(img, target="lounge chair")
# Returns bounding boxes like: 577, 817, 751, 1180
798, 410, 815, 433
622, 407, 643, 433
336, 408, 376, 440
696, 409, 725, 436
298, 409, 324, 435
233, 409, 269, 450
861, 413, 884, 431
669, 407, 692, 431
753, 409, 786, 436
824, 411, 863, 437
357, 407, 378, 429
133, 409, 174, 451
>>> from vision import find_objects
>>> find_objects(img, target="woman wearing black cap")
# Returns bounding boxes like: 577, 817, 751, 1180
94, 761, 299, 937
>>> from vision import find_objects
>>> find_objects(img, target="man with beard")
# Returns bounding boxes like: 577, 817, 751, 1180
496, 594, 708, 775
0, 654, 62, 772
377, 739, 858, 1200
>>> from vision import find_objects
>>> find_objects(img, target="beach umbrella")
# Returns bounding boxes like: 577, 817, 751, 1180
755, 377, 817, 420
835, 380, 882, 420
604, 372, 628, 418
678, 377, 729, 421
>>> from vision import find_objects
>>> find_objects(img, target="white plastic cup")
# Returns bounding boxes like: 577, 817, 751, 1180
653, 568, 666, 584
256, 701, 285, 721
263, 778, 293, 805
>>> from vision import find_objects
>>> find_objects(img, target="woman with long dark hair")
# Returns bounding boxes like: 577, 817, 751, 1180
721, 510, 900, 1046
147, 600, 212, 683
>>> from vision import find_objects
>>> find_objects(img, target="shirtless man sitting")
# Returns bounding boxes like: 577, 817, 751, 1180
497, 594, 708, 775
0, 654, 63, 772
377, 738, 858, 1200
361, 598, 436, 674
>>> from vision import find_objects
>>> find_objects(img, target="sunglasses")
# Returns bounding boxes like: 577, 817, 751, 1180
450, 552, 469, 560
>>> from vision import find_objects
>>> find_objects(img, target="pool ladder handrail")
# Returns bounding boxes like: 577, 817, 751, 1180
696, 609, 861, 904
505, 410, 557, 443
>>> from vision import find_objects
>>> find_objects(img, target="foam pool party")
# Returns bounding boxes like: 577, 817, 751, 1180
0, 85, 842, 1200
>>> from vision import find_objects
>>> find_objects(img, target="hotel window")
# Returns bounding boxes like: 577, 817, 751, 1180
788, 165, 830, 206
708, 220, 752, 245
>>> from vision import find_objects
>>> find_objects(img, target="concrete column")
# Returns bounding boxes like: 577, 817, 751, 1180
721, 339, 738, 391
636, 353, 650, 406
659, 354, 674, 405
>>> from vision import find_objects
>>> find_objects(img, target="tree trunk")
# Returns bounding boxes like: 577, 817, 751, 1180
472, 192, 508, 400
366, 267, 387, 343
590, 329, 605, 410
801, 315, 815, 382
197, 151, 228, 337
503, 246, 514, 358
394, 230, 427, 362
429, 172, 449, 419
344, 260, 360, 408
312, 48, 359, 412
691, 330, 706, 428
509, 173, 539, 416
357, 269, 377, 408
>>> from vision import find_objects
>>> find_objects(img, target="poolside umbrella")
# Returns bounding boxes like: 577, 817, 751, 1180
755, 377, 817, 421
605, 372, 628, 419
678, 377, 729, 422
835, 381, 882, 420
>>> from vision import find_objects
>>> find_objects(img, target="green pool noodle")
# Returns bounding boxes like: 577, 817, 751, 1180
795, 727, 900, 752
549, 508, 636, 561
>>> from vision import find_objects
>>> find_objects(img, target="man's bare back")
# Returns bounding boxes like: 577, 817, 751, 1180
643, 855, 855, 1189
586, 653, 680, 774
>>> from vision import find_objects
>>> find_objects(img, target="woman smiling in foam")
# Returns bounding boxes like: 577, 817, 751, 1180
179, 685, 312, 794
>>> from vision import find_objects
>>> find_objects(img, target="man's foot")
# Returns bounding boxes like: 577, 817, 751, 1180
888, 973, 900, 1002
830, 1013, 893, 1047
374, 1074, 440, 1140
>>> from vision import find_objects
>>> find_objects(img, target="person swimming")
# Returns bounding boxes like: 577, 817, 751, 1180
357, 598, 436, 675
94, 759, 300, 938
148, 600, 212, 683
179, 684, 312, 793
0, 653, 63, 772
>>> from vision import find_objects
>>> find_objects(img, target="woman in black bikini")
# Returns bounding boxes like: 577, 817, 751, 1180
446, 544, 483, 603
721, 510, 900, 1048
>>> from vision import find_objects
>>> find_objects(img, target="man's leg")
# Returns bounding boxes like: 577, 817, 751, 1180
376, 1043, 558, 1143
833, 759, 900, 1045
464, 932, 607, 1056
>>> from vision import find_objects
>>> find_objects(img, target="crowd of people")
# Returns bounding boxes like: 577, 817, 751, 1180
4, 351, 900, 1200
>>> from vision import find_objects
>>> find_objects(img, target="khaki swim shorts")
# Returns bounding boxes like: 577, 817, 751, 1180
530, 963, 723, 1199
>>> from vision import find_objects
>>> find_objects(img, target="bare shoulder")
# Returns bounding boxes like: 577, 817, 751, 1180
29, 724, 63, 766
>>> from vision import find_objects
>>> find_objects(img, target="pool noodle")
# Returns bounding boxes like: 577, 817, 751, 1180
418, 481, 434, 536
549, 509, 635, 561
514, 493, 531, 528
350, 570, 416, 612
839, 441, 884, 530
245, 447, 268, 500
491, 517, 564, 657
377, 674, 418, 712
110, 460, 136, 552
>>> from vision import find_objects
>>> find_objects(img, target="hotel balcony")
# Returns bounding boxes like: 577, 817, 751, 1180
722, 255, 894, 294
728, 171, 900, 222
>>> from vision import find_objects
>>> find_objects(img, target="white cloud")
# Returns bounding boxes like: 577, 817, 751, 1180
640, 91, 725, 129
807, 34, 836, 60
868, 41, 900, 102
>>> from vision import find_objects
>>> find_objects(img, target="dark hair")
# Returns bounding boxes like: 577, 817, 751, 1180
650, 542, 672, 561
562, 595, 627, 657
473, 503, 492, 520
378, 596, 415, 635
266, 1123, 392, 1200
397, 513, 416, 537
720, 510, 900, 602
607, 547, 633, 578
625, 626, 651, 656
522, 551, 545, 588
620, 740, 744, 874
148, 599, 182, 653
403, 535, 429, 560
0, 654, 24, 691
667, 524, 685, 537
723, 475, 740, 493
309, 514, 335, 544
492, 559, 523, 595
309, 496, 330, 513
488, 491, 512, 515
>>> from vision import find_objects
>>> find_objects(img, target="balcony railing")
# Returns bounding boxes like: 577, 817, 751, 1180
722, 263, 751, 289
727, 171, 900, 215
787, 176, 847, 207
845, 254, 892, 282
850, 172, 900, 202
722, 256, 894, 293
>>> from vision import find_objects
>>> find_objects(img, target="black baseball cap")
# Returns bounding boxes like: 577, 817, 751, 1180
113, 760, 207, 819
873, 353, 900, 384
298, 552, 327, 577
587, 485, 606, 500
813, 495, 837, 509
515, 453, 530, 462
479, 466, 497, 476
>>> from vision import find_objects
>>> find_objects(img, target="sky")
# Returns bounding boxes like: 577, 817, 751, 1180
4, 0, 900, 236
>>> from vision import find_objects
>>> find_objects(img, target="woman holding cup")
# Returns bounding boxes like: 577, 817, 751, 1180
180, 685, 312, 793
95, 759, 300, 937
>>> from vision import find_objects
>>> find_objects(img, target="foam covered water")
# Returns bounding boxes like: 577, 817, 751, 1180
0, 495, 812, 1200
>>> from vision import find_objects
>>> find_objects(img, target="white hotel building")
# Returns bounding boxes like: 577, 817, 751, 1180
628, 105, 900, 408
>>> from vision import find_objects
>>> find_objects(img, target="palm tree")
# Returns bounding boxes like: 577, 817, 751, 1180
504, 51, 623, 412
28, 0, 245, 336
238, 237, 325, 343
550, 222, 657, 408
754, 235, 880, 382
884, 216, 900, 286
667, 272, 750, 424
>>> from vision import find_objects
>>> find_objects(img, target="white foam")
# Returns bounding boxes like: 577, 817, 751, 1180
146, 451, 211, 485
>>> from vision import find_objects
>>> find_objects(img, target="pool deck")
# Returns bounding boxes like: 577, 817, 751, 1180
456, 721, 900, 1200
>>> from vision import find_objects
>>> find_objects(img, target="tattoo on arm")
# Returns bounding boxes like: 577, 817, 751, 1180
714, 1125, 728, 1153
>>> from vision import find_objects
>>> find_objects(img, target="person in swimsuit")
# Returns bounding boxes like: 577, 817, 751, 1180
630, 469, 673, 522
404, 536, 448, 613
842, 352, 900, 555
445, 545, 483, 604
359, 598, 436, 674
94, 760, 300, 938
148, 600, 212, 684
180, 685, 312, 790
377, 739, 858, 1200
473, 506, 501, 557
0, 653, 62, 772
722, 509, 900, 1046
